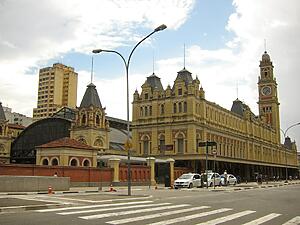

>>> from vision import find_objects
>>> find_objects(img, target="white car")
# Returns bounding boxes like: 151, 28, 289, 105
174, 173, 201, 189
202, 173, 222, 187
220, 174, 237, 185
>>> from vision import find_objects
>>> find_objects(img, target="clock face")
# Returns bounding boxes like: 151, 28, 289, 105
261, 86, 272, 96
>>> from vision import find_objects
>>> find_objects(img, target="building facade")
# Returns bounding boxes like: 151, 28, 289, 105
0, 103, 12, 164
33, 63, 78, 120
3, 106, 33, 127
132, 51, 298, 181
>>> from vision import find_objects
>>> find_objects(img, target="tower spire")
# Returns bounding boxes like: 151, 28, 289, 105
236, 81, 239, 99
91, 56, 94, 84
264, 39, 267, 52
152, 49, 155, 75
183, 43, 186, 69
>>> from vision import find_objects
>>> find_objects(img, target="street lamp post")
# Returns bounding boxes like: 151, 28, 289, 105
212, 147, 217, 189
281, 122, 300, 183
93, 24, 167, 196
199, 141, 217, 189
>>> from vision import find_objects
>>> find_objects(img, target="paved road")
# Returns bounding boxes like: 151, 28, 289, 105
0, 184, 299, 225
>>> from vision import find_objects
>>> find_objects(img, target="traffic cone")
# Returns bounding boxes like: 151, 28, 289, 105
48, 186, 53, 194
109, 184, 116, 192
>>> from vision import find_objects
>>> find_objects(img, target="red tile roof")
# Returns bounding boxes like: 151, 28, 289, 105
37, 137, 95, 150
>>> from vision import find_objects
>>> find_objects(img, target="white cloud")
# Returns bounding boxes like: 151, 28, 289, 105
154, 0, 300, 145
1, 0, 300, 147
0, 0, 195, 116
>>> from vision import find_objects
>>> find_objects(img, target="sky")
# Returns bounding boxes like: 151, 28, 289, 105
1, 0, 300, 148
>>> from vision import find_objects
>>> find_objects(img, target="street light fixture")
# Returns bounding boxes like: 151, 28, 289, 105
281, 122, 300, 183
93, 24, 167, 196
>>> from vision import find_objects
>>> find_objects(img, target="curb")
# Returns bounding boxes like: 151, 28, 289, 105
0, 203, 67, 213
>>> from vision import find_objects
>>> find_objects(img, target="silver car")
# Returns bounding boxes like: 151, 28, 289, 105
202, 173, 222, 187
220, 174, 237, 185
174, 173, 202, 189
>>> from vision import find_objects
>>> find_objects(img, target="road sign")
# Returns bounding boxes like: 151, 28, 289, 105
198, 141, 217, 147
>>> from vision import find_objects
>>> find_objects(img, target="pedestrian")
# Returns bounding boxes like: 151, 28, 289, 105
54, 172, 58, 177
224, 170, 227, 186
236, 175, 241, 184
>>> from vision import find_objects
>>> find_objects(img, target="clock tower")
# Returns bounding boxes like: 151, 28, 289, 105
258, 51, 280, 143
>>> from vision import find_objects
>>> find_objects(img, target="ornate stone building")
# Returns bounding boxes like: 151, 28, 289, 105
36, 83, 110, 167
132, 51, 299, 180
0, 102, 12, 164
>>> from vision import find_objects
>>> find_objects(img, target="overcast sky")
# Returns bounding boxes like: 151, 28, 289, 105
0, 0, 299, 148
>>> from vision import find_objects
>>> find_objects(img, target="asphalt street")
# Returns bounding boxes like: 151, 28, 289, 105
0, 183, 299, 225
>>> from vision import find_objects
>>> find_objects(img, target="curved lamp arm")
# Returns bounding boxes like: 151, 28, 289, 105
284, 122, 300, 137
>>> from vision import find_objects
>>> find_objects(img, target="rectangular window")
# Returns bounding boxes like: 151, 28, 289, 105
178, 88, 182, 95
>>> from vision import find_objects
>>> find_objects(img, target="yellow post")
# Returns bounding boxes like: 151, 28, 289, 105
167, 158, 175, 187
108, 158, 120, 183
146, 157, 156, 186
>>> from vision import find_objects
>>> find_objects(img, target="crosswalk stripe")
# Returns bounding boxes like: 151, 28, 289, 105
79, 204, 190, 220
58, 202, 168, 215
147, 208, 232, 225
242, 213, 281, 225
107, 206, 211, 224
196, 210, 256, 225
282, 216, 300, 225
36, 200, 153, 212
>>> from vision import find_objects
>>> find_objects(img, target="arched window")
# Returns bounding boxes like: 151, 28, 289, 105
96, 115, 100, 126
145, 106, 148, 116
0, 126, 2, 135
94, 138, 103, 147
184, 102, 187, 113
140, 107, 143, 116
42, 158, 49, 165
176, 133, 184, 154
81, 114, 86, 125
149, 106, 152, 116
160, 104, 165, 115
83, 159, 90, 167
70, 158, 78, 166
178, 102, 182, 113
159, 134, 165, 153
51, 158, 59, 166
173, 103, 177, 113
142, 135, 150, 156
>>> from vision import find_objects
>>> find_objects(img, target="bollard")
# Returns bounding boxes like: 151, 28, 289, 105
48, 186, 53, 194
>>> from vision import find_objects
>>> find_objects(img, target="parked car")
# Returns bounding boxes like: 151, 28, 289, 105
174, 173, 202, 189
220, 174, 237, 185
202, 172, 222, 187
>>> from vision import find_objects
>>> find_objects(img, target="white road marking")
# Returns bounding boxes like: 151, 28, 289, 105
38, 195, 152, 203
148, 208, 232, 225
107, 206, 211, 224
13, 196, 74, 205
242, 213, 281, 225
79, 204, 189, 220
196, 210, 256, 225
36, 200, 153, 212
282, 216, 300, 225
58, 202, 165, 215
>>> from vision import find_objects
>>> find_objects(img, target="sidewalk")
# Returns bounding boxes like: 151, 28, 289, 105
0, 180, 299, 195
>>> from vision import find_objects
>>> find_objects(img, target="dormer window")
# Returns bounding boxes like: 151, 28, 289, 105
178, 88, 182, 96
